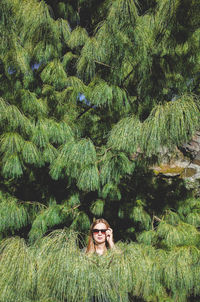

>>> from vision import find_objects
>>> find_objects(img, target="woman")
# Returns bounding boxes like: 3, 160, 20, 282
86, 218, 115, 255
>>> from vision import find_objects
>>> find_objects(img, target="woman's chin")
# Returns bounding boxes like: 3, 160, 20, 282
95, 238, 105, 244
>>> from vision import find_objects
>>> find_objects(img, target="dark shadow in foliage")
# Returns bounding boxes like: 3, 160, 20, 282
83, 164, 191, 243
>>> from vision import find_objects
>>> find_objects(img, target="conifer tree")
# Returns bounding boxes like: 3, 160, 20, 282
0, 0, 200, 301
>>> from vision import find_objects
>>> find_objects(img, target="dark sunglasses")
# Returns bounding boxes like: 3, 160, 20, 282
92, 229, 107, 234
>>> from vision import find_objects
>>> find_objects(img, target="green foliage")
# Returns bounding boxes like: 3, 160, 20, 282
4, 104, 30, 134
108, 95, 200, 156
56, 18, 71, 44
43, 143, 58, 164
178, 198, 200, 227
90, 199, 105, 216
137, 230, 157, 246
142, 95, 200, 155
107, 116, 142, 153
130, 205, 151, 231
0, 0, 200, 300
21, 90, 48, 117
157, 221, 199, 248
67, 26, 89, 49
41, 60, 67, 90
0, 196, 29, 234
0, 237, 35, 302
28, 204, 64, 243
0, 229, 199, 302
2, 153, 24, 178
77, 164, 99, 191
0, 132, 25, 154
101, 183, 122, 200
100, 151, 134, 185
70, 211, 91, 231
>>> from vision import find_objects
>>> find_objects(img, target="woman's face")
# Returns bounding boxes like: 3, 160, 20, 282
92, 222, 107, 245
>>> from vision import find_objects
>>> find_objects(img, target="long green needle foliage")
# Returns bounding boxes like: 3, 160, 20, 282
0, 0, 200, 300
0, 227, 199, 302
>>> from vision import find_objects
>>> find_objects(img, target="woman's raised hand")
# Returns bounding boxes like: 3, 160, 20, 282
106, 228, 115, 249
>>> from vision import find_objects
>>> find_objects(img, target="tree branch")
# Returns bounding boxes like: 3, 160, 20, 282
152, 215, 162, 230
94, 60, 112, 68
76, 105, 94, 119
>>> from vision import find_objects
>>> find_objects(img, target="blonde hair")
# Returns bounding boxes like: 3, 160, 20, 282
86, 218, 110, 254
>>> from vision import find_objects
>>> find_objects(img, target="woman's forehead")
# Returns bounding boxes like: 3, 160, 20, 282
94, 222, 107, 229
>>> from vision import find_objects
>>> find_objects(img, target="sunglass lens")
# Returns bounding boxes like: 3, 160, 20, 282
92, 229, 107, 234
92, 229, 98, 234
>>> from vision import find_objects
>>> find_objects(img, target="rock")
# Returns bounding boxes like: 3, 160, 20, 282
152, 131, 200, 181
180, 131, 200, 158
